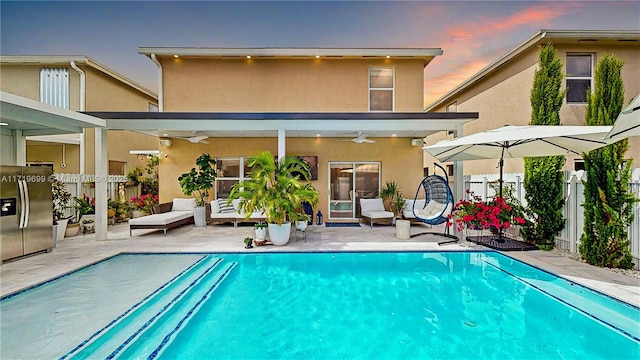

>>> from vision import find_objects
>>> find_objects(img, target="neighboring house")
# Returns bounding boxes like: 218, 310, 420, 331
87, 48, 478, 220
425, 30, 640, 176
0, 56, 159, 175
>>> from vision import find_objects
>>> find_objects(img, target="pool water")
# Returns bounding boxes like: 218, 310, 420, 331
1, 252, 638, 359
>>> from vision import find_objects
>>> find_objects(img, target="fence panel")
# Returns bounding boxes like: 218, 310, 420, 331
464, 168, 639, 269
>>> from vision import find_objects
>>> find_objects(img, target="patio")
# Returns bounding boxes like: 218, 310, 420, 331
1, 222, 638, 307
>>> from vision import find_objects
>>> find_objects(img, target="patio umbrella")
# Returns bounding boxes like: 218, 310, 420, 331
422, 125, 615, 198
605, 93, 640, 140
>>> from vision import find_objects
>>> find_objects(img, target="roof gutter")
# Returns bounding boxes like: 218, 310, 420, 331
70, 61, 86, 175
150, 53, 163, 112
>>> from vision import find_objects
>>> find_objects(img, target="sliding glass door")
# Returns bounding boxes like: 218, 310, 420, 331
328, 162, 380, 219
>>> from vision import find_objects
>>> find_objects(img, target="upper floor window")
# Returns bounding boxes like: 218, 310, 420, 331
369, 67, 394, 111
40, 68, 69, 109
148, 103, 159, 112
566, 54, 593, 104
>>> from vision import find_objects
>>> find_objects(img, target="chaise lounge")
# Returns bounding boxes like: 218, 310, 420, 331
359, 198, 394, 228
129, 198, 196, 237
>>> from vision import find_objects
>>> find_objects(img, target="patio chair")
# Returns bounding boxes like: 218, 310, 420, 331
360, 198, 394, 228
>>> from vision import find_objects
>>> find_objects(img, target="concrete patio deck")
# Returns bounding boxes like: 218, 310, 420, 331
1, 222, 639, 307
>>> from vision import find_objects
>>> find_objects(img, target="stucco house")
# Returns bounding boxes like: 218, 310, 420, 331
0, 56, 159, 174
87, 48, 478, 221
425, 29, 640, 176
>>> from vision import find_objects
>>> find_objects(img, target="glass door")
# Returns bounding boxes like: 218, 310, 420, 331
328, 162, 380, 219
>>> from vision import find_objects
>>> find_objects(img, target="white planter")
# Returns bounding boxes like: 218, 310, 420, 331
54, 218, 69, 243
295, 220, 308, 231
255, 227, 267, 240
194, 206, 207, 227
131, 210, 147, 219
268, 222, 291, 246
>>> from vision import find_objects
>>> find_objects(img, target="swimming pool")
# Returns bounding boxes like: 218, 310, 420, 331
1, 251, 638, 359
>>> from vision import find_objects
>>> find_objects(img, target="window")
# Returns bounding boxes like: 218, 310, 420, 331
574, 160, 585, 171
40, 68, 69, 109
215, 157, 251, 199
148, 103, 159, 112
566, 54, 593, 103
109, 161, 126, 175
369, 67, 394, 111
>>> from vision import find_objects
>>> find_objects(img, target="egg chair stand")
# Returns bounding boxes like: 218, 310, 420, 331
409, 163, 458, 245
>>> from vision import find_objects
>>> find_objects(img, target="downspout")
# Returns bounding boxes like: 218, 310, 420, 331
150, 53, 163, 111
70, 61, 86, 176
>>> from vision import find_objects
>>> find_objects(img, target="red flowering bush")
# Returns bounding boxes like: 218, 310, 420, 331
130, 194, 159, 214
448, 190, 526, 232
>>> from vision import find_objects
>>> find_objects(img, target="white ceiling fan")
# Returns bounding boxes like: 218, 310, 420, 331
339, 132, 375, 144
172, 131, 210, 144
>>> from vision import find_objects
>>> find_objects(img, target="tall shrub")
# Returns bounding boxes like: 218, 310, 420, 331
522, 43, 566, 249
579, 54, 634, 269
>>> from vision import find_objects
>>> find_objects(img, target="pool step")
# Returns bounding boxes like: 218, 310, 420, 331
117, 261, 237, 359
64, 255, 224, 360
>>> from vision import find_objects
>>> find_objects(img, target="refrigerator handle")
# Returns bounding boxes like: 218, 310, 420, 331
18, 179, 26, 228
22, 179, 30, 228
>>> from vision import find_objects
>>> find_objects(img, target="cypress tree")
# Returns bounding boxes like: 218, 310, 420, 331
579, 53, 634, 269
522, 44, 566, 249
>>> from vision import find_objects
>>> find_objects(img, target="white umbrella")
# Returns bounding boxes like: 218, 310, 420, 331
423, 125, 615, 197
606, 93, 640, 140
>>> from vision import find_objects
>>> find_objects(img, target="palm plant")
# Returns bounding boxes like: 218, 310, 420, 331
228, 150, 319, 225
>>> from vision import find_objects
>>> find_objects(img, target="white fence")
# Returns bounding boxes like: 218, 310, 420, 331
54, 173, 140, 218
463, 168, 640, 269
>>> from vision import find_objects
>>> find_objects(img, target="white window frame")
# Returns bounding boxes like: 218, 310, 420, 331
215, 156, 251, 199
566, 53, 594, 104
368, 67, 395, 112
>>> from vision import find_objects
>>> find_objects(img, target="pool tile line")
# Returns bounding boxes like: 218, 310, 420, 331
0, 253, 123, 301
479, 258, 640, 342
149, 262, 237, 360
498, 251, 640, 312
121, 249, 491, 256
58, 254, 209, 360
105, 257, 225, 359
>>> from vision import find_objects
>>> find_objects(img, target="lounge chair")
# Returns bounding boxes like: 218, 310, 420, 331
360, 198, 394, 228
129, 198, 196, 237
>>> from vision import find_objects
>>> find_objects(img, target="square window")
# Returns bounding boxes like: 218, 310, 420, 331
369, 68, 393, 88
567, 79, 591, 103
370, 90, 393, 111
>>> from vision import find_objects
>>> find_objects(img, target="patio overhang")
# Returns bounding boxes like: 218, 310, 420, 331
1, 91, 105, 136
84, 111, 478, 139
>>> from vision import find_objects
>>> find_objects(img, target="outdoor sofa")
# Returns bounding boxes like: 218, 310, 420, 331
210, 198, 265, 227
359, 198, 394, 228
129, 198, 196, 237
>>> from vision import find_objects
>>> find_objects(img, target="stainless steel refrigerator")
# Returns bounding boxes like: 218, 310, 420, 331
1, 165, 54, 262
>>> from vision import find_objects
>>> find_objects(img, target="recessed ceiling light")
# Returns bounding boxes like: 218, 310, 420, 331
391, 133, 397, 137
386, 55, 390, 59
162, 133, 169, 136
0, 122, 8, 126
315, 134, 321, 137
246, 55, 251, 59
173, 54, 179, 58
315, 55, 320, 58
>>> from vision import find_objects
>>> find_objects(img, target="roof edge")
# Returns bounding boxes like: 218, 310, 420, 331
137, 47, 443, 58
0, 55, 157, 100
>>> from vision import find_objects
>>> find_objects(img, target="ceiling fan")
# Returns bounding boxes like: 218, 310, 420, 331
339, 132, 375, 144
172, 131, 210, 144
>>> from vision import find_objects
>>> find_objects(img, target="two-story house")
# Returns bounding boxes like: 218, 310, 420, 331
88, 48, 478, 221
425, 30, 640, 176
0, 56, 159, 175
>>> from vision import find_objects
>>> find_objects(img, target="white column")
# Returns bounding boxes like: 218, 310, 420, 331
452, 123, 464, 239
94, 128, 108, 241
15, 130, 26, 166
277, 129, 285, 162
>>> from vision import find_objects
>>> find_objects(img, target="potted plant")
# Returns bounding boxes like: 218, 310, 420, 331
381, 181, 400, 212
228, 150, 319, 246
390, 193, 406, 219
52, 179, 71, 242
178, 153, 217, 227
68, 194, 95, 236
129, 194, 159, 218
254, 222, 267, 241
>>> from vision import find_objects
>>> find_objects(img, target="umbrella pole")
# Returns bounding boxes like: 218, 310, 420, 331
498, 149, 505, 242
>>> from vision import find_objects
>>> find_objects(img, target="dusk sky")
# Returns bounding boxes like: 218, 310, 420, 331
2, 0, 639, 106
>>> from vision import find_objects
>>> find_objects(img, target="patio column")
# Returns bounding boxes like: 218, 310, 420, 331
15, 129, 26, 166
277, 129, 285, 162
452, 123, 464, 239
94, 127, 108, 241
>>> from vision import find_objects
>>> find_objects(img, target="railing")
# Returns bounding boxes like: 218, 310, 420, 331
54, 173, 141, 219
463, 168, 640, 269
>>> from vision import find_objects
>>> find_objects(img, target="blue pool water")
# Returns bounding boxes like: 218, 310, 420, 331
1, 251, 638, 359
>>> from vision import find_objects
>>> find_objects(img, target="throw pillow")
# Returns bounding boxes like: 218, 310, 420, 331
218, 198, 235, 213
